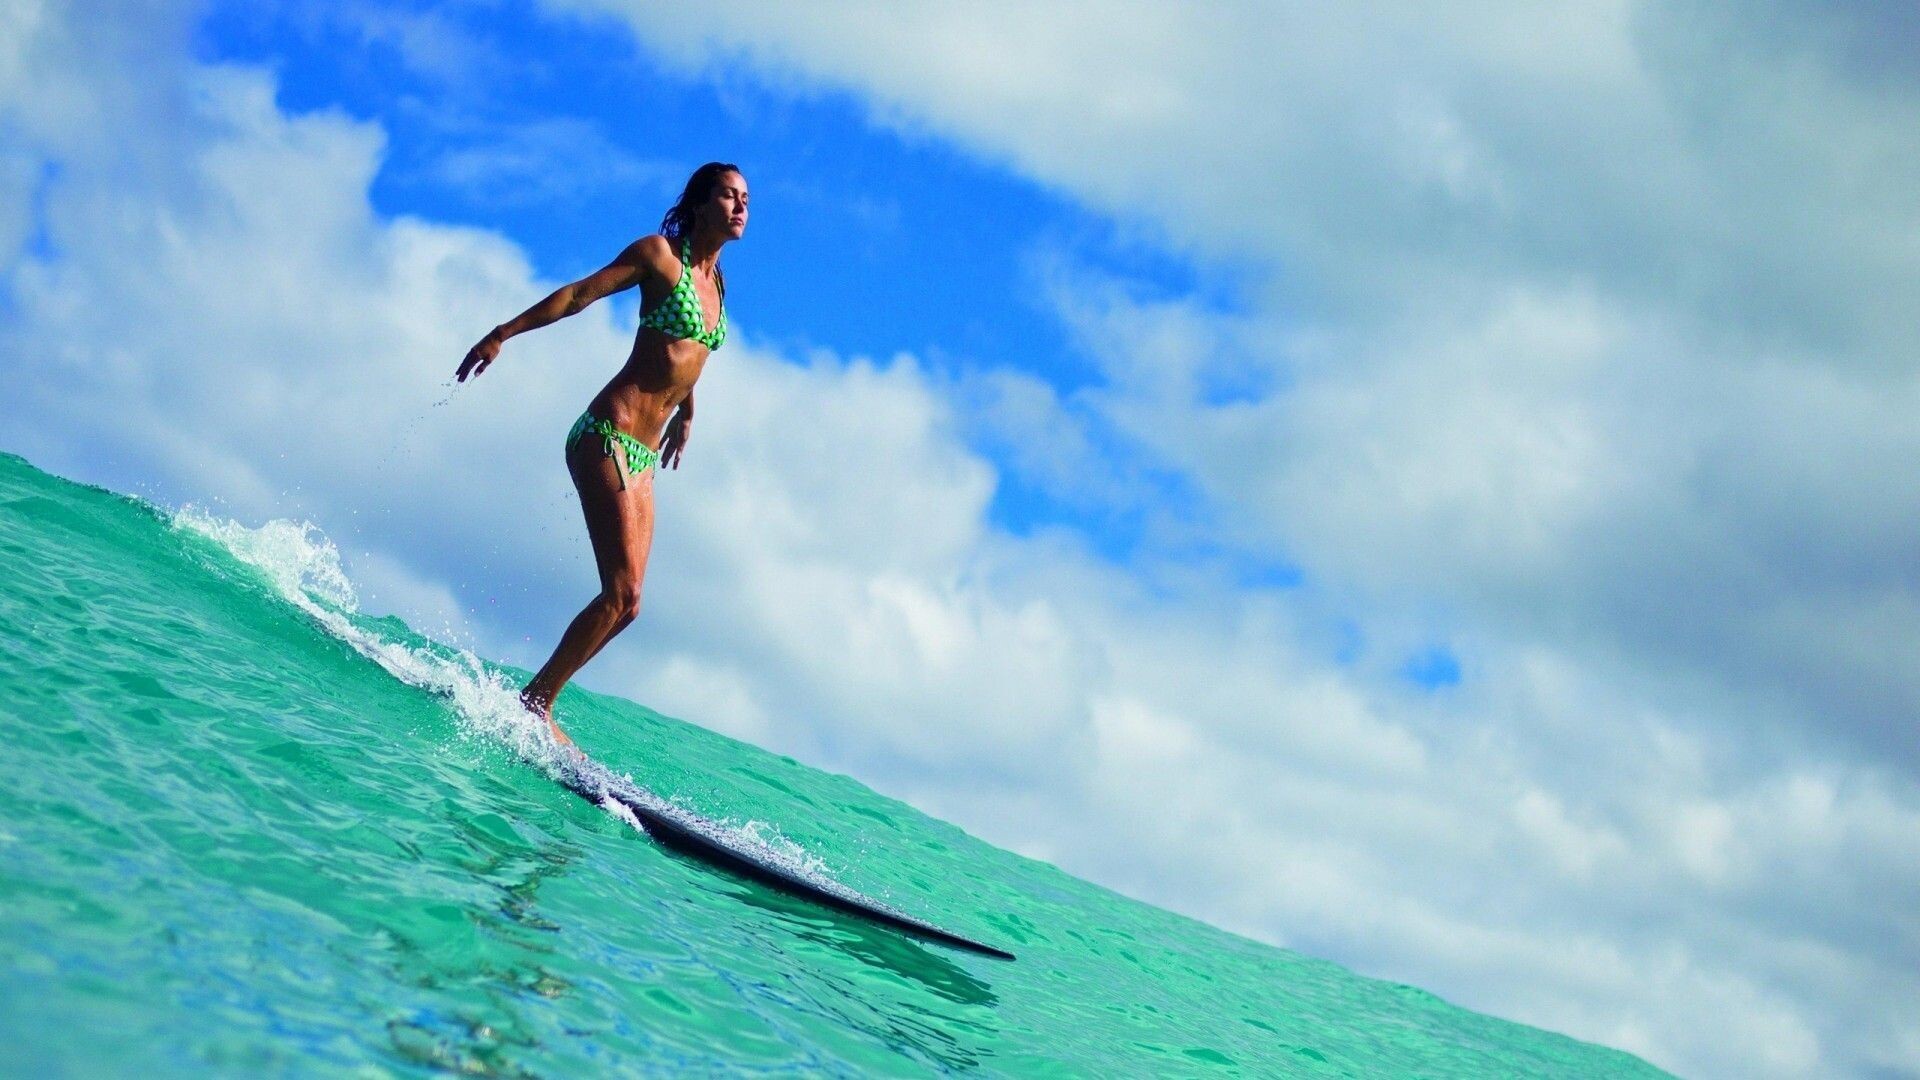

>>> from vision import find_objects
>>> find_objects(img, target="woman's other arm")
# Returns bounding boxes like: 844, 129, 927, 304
660, 388, 692, 469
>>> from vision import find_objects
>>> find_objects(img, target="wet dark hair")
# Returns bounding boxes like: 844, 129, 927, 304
659, 161, 742, 302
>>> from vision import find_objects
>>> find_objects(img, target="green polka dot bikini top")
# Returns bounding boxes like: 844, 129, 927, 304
638, 236, 727, 350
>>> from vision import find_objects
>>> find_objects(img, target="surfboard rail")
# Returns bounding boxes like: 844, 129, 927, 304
559, 755, 1016, 961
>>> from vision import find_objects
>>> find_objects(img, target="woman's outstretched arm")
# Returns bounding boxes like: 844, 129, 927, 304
456, 236, 663, 382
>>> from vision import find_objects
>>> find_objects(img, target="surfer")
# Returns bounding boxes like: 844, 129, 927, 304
454, 162, 747, 747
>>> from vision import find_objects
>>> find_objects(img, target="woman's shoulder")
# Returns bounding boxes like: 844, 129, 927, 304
633, 233, 673, 255
625, 233, 676, 267
616, 234, 681, 287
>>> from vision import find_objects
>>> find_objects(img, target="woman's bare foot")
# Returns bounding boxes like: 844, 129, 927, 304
519, 687, 574, 748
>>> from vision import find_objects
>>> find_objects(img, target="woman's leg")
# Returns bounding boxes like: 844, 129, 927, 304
520, 440, 657, 744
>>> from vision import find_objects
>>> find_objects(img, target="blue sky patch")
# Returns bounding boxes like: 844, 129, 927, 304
1400, 646, 1462, 689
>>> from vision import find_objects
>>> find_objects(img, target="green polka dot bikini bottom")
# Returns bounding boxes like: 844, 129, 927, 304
565, 411, 658, 490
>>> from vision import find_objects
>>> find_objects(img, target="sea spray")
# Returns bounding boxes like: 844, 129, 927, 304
169, 504, 835, 885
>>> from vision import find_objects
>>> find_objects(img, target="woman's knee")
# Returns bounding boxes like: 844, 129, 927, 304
603, 580, 644, 620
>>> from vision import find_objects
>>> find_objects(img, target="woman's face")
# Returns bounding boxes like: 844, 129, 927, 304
700, 171, 749, 239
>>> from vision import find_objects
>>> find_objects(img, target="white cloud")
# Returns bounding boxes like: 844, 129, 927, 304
1512, 788, 1628, 882
614, 650, 773, 744
6, 3, 1920, 1078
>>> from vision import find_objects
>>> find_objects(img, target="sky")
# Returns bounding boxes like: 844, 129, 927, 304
4, 2, 1919, 1077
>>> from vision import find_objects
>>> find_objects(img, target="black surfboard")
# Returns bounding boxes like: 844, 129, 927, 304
558, 753, 1015, 961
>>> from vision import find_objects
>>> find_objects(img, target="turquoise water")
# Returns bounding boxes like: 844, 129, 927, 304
0, 452, 1670, 1077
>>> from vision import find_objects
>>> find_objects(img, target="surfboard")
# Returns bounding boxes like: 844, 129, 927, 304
558, 753, 1016, 961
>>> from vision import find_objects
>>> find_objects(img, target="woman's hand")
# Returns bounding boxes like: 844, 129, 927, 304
660, 409, 691, 470
456, 329, 504, 382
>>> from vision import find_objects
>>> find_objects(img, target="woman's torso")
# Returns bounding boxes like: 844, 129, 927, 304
588, 237, 726, 448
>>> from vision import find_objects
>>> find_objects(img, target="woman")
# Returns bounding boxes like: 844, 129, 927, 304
454, 162, 748, 747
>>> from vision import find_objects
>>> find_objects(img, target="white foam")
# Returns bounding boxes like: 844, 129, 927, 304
173, 505, 561, 767
601, 795, 644, 831
739, 819, 832, 879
